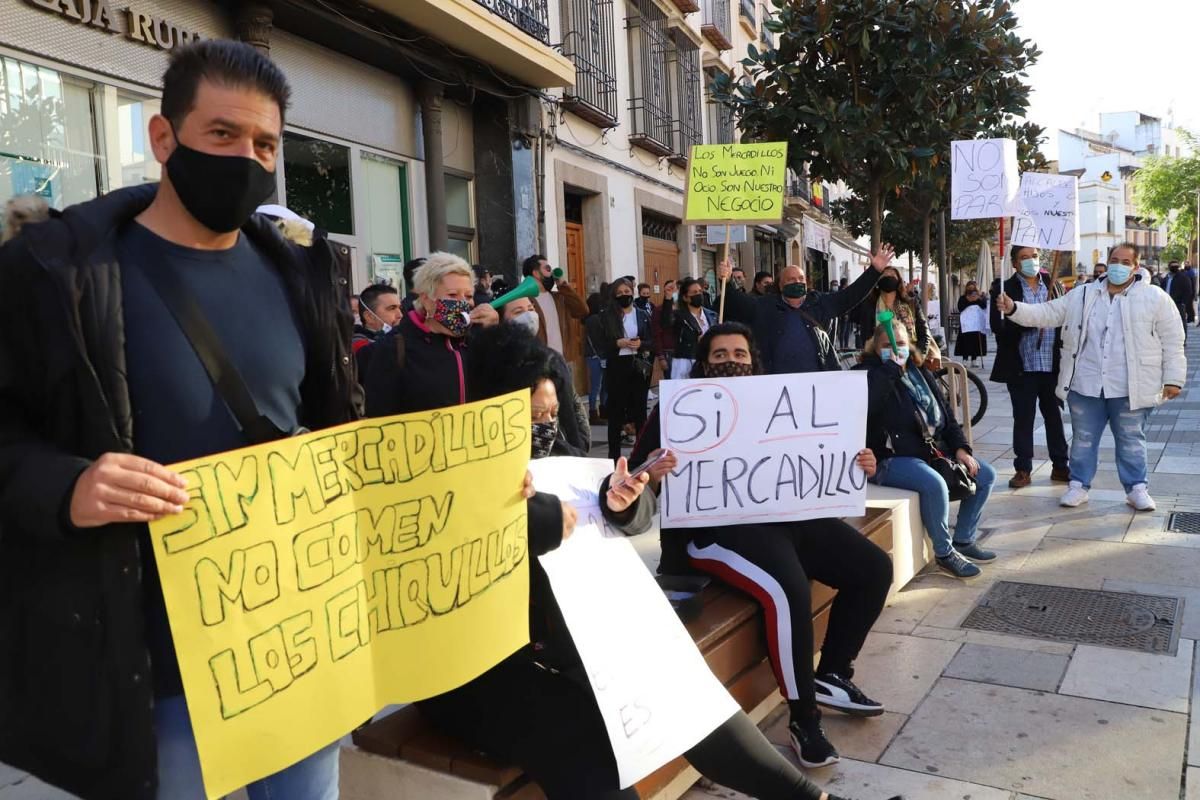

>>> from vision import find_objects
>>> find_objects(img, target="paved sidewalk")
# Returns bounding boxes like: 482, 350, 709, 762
686, 333, 1200, 800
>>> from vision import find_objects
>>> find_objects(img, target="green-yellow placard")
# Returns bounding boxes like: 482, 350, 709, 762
683, 142, 788, 225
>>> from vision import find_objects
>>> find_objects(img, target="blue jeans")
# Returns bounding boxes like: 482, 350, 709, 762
1066, 391, 1152, 492
586, 355, 606, 413
871, 455, 997, 558
155, 694, 339, 800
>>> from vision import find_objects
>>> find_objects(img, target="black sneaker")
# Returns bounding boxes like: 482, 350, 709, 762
789, 716, 839, 768
954, 542, 997, 561
815, 673, 885, 717
936, 550, 982, 579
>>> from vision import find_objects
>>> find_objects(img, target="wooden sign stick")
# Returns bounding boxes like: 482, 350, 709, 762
718, 224, 731, 323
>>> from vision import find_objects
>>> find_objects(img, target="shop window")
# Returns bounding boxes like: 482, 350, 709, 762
445, 173, 475, 260
0, 55, 100, 233
283, 132, 353, 234
113, 92, 161, 189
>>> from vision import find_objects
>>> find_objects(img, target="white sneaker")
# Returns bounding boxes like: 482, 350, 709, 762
1060, 481, 1089, 508
1126, 484, 1157, 512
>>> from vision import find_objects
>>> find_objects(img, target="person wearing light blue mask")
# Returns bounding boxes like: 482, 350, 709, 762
861, 322, 997, 579
997, 242, 1187, 512
988, 245, 1071, 490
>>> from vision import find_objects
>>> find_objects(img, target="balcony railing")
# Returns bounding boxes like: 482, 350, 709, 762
705, 67, 734, 144
739, 0, 755, 26
700, 0, 732, 51
560, 0, 619, 128
627, 0, 674, 157
670, 35, 702, 164
473, 0, 550, 44
787, 175, 811, 202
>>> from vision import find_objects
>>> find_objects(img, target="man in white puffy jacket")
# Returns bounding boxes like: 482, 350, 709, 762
996, 242, 1186, 512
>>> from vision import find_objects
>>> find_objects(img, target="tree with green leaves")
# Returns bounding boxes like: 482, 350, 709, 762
1132, 131, 1200, 260
714, 0, 1040, 252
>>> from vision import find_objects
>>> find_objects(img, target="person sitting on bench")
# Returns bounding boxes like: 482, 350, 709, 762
409, 323, 903, 800
630, 322, 895, 771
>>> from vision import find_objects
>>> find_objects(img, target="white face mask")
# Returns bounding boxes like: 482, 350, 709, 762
512, 310, 540, 337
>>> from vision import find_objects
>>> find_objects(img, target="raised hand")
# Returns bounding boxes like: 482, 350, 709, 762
871, 243, 896, 272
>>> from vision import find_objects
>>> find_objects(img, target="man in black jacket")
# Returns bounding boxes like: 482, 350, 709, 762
1164, 260, 1196, 337
0, 41, 358, 800
718, 247, 892, 373
989, 245, 1070, 489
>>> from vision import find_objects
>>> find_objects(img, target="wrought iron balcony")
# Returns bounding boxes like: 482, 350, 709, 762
670, 35, 703, 164
627, 0, 674, 157
560, 0, 619, 127
701, 0, 732, 51
706, 98, 733, 145
739, 0, 756, 26
473, 0, 550, 44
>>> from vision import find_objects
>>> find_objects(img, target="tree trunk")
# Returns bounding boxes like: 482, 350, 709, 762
907, 251, 914, 283
920, 207, 932, 299
869, 179, 882, 252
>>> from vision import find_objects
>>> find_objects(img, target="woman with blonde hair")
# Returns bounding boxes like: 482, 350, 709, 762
363, 251, 498, 415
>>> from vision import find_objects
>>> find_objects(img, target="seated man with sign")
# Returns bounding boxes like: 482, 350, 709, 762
418, 323, 901, 800
630, 323, 895, 772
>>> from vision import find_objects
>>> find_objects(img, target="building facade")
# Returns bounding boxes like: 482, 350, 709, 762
1058, 111, 1192, 270
538, 0, 859, 302
1, 0, 574, 290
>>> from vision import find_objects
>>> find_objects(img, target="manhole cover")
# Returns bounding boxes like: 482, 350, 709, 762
1168, 512, 1200, 534
960, 582, 1181, 655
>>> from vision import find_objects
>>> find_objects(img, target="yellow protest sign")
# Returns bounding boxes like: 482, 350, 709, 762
683, 142, 788, 225
148, 393, 532, 799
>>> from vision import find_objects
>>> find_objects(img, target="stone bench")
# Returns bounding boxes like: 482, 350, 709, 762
342, 507, 897, 800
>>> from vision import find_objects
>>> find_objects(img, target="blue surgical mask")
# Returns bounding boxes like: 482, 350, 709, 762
1106, 263, 1132, 286
882, 346, 910, 363
1020, 258, 1039, 278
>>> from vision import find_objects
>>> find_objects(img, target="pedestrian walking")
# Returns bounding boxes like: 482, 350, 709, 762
989, 246, 1071, 489
0, 39, 361, 800
996, 242, 1187, 512
1164, 260, 1195, 338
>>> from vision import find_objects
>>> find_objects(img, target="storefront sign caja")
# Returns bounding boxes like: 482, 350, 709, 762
24, 0, 204, 51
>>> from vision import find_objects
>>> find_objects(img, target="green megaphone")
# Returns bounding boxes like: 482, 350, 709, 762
876, 309, 898, 352
491, 275, 541, 308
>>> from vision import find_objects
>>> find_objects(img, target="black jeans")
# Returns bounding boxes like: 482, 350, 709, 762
686, 518, 893, 712
418, 656, 824, 800
606, 354, 648, 461
1008, 372, 1069, 473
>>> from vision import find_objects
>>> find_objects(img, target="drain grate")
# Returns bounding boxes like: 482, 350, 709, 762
960, 582, 1181, 655
1167, 512, 1200, 534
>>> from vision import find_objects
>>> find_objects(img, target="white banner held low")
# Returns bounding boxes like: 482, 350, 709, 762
951, 138, 1020, 220
530, 458, 739, 788
659, 372, 868, 529
1009, 172, 1080, 252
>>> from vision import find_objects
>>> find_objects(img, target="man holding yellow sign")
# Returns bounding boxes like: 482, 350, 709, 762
0, 38, 520, 800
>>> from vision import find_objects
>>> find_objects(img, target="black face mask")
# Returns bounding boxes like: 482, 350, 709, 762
616, 294, 634, 308
166, 132, 277, 233
877, 275, 901, 293
1170, 265, 1181, 272
781, 282, 807, 299
635, 296, 651, 309
541, 275, 556, 291
688, 294, 705, 308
